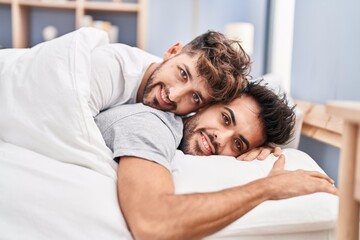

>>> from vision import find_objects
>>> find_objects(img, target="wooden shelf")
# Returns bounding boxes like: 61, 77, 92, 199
4, 0, 147, 49
0, 0, 11, 4
84, 2, 139, 12
18, 0, 76, 9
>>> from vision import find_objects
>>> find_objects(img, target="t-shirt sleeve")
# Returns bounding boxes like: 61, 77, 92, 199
102, 112, 179, 171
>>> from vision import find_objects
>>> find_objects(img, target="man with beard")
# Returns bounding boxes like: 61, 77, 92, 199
89, 30, 250, 117
94, 80, 337, 239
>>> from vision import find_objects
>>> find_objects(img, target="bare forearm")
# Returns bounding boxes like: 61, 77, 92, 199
156, 180, 269, 239
118, 156, 337, 240
118, 157, 270, 239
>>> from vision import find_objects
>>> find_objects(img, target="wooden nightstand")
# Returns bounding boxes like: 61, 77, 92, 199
327, 101, 360, 240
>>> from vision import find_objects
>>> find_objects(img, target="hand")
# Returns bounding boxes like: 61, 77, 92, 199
237, 144, 282, 161
266, 155, 338, 199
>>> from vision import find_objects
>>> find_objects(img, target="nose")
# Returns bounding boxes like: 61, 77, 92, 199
214, 129, 234, 148
168, 85, 189, 103
214, 128, 235, 155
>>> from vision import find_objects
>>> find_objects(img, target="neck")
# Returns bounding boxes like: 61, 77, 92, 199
136, 62, 160, 103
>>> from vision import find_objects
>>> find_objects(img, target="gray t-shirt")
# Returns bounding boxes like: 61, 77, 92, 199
95, 103, 183, 171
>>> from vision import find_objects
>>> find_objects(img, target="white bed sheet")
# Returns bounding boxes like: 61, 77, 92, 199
0, 139, 337, 240
207, 230, 335, 240
0, 139, 132, 240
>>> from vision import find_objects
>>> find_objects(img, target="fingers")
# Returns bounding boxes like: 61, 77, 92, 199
237, 145, 282, 161
312, 173, 338, 195
237, 148, 262, 161
295, 169, 338, 195
236, 154, 245, 161
243, 149, 262, 161
273, 147, 282, 157
328, 185, 339, 195
256, 148, 272, 160
306, 170, 335, 185
321, 179, 338, 195
271, 154, 286, 172
257, 146, 282, 159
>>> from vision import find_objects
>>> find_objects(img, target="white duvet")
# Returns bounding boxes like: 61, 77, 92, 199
0, 28, 338, 239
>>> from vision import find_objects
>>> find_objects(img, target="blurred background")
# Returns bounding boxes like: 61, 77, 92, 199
0, 0, 359, 185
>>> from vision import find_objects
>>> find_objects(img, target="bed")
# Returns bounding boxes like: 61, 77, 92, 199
0, 28, 339, 239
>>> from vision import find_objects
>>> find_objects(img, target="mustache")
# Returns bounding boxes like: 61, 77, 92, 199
201, 129, 219, 155
162, 86, 177, 109
144, 78, 177, 110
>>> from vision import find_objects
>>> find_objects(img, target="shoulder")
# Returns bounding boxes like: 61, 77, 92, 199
107, 44, 161, 62
96, 104, 183, 169
92, 43, 160, 59
95, 103, 183, 142
92, 44, 161, 74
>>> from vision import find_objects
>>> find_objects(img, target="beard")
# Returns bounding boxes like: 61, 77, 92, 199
141, 61, 176, 111
142, 68, 159, 106
179, 115, 199, 155
179, 114, 219, 156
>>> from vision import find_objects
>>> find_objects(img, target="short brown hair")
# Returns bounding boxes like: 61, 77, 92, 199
181, 30, 251, 104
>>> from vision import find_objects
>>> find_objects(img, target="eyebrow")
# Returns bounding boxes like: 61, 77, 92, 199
240, 135, 250, 152
184, 64, 206, 104
184, 64, 193, 81
225, 107, 236, 125
225, 107, 250, 151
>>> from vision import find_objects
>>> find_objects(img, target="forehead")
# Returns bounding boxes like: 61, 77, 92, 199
228, 95, 260, 114
201, 94, 260, 120
230, 95, 265, 148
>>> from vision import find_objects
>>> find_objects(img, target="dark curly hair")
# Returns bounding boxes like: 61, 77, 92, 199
181, 30, 251, 104
243, 79, 297, 146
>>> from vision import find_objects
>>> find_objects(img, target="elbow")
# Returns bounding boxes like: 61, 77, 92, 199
129, 217, 181, 240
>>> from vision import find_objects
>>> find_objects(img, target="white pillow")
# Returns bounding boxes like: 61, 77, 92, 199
171, 148, 338, 238
0, 27, 116, 177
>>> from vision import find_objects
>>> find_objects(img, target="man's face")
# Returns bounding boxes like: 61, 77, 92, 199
142, 53, 212, 115
180, 95, 266, 157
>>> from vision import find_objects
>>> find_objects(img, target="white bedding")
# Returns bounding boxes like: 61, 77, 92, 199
0, 141, 337, 240
0, 27, 116, 178
172, 149, 338, 239
0, 28, 338, 239
0, 139, 132, 239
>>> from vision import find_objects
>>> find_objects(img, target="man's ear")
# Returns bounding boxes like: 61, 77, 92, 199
163, 42, 183, 60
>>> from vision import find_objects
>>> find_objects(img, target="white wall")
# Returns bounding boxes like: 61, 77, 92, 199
147, 0, 269, 78
266, 0, 295, 93
291, 0, 360, 185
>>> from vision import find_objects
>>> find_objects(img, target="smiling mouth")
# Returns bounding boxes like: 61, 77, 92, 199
156, 85, 174, 109
199, 131, 215, 155
160, 87, 171, 104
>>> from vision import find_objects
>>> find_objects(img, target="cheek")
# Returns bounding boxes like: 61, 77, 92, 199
216, 143, 239, 157
199, 113, 219, 127
219, 148, 236, 156
177, 104, 197, 115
